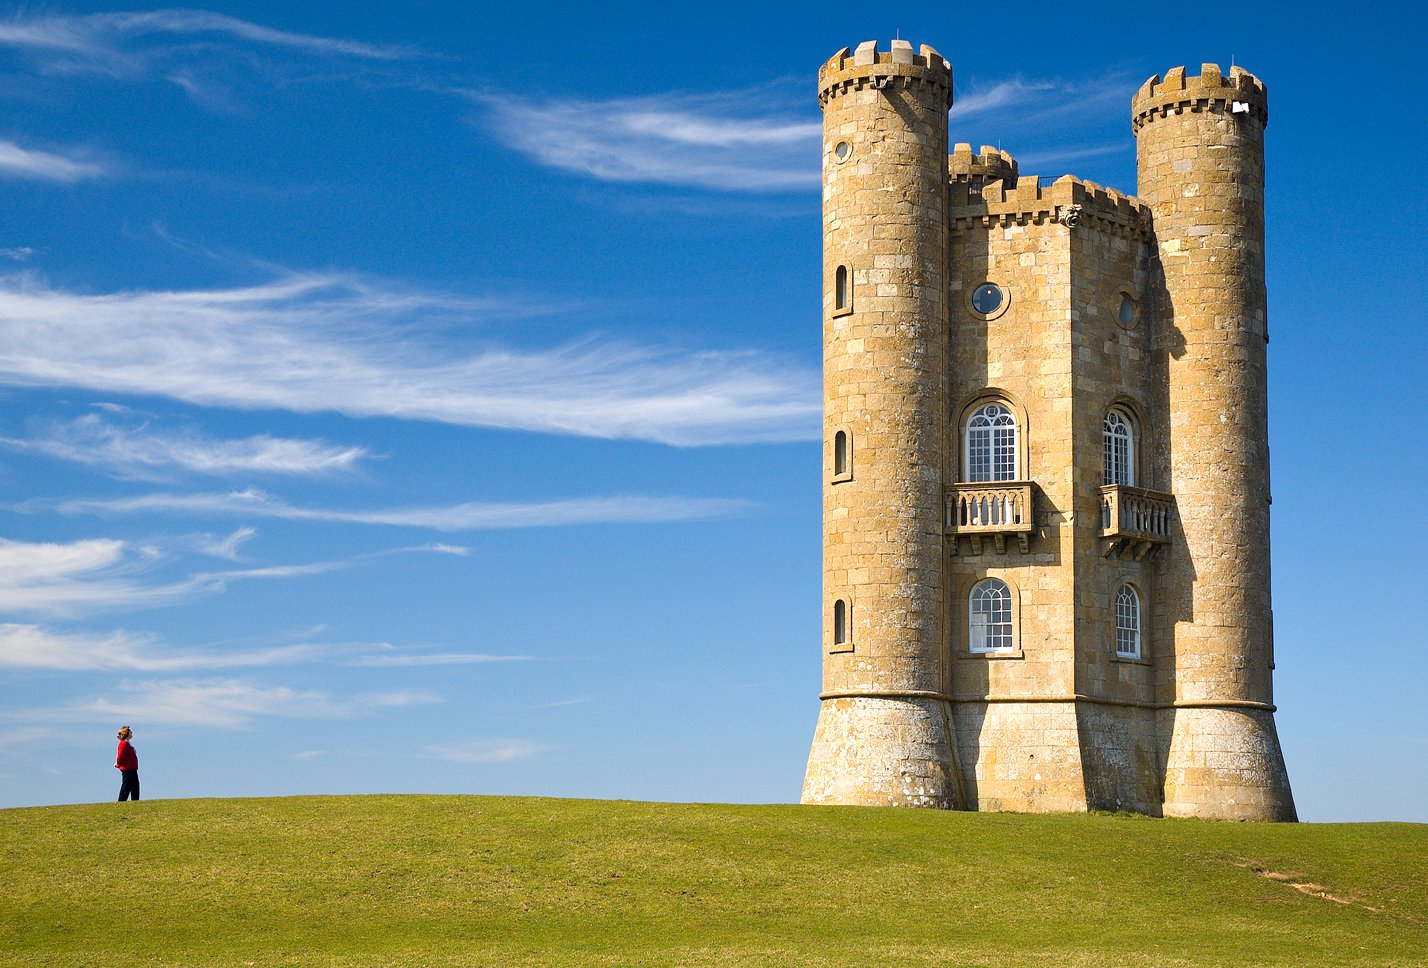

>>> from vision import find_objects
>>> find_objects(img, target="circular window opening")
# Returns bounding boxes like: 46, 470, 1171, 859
1117, 292, 1137, 328
971, 283, 1004, 315
833, 141, 852, 163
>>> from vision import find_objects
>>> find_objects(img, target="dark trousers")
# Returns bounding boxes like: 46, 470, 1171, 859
118, 769, 140, 801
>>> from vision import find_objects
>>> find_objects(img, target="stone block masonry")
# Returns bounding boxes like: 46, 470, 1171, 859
803, 42, 1296, 821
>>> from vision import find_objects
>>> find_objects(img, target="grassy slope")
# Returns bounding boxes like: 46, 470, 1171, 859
1, 796, 1424, 967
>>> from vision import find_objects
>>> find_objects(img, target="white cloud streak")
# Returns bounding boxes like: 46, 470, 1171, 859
423, 738, 546, 764
1, 411, 368, 478
0, 623, 325, 671
470, 87, 820, 192
0, 140, 104, 181
71, 677, 441, 727
950, 77, 1058, 122
0, 9, 412, 68
195, 527, 257, 560
0, 535, 463, 618
0, 273, 818, 445
0, 536, 192, 616
51, 487, 749, 532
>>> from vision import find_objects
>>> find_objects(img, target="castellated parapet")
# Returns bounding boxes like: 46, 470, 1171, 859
948, 144, 1019, 191
803, 45, 1296, 821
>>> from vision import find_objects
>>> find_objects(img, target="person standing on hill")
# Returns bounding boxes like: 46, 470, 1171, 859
114, 726, 139, 801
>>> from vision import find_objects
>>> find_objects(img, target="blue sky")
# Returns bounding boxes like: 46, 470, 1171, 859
1, 1, 1423, 822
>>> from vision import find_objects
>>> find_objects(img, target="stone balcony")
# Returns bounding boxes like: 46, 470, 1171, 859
946, 482, 1034, 554
1100, 484, 1174, 559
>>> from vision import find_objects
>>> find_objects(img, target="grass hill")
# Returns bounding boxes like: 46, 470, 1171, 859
1, 795, 1424, 966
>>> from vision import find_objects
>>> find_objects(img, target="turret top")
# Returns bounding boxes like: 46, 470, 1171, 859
949, 143, 1019, 187
818, 40, 953, 109
1132, 64, 1268, 132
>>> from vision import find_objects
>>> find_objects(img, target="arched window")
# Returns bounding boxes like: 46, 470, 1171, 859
969, 578, 1014, 653
965, 403, 1018, 482
833, 599, 849, 646
835, 265, 850, 312
1104, 409, 1135, 486
1115, 584, 1141, 658
833, 430, 848, 477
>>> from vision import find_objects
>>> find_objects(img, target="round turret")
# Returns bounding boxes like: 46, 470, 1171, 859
1134, 64, 1295, 822
803, 39, 959, 809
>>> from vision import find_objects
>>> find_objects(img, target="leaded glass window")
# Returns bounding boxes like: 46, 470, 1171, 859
1104, 410, 1134, 486
970, 578, 1014, 653
966, 403, 1018, 482
1116, 584, 1141, 658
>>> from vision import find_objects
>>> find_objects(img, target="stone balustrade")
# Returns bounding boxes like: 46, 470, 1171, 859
1099, 484, 1174, 559
946, 482, 1034, 554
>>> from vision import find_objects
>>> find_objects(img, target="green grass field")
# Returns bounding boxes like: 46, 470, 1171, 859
2, 796, 1424, 966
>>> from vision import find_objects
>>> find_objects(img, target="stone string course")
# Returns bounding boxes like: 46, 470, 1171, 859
804, 43, 1296, 822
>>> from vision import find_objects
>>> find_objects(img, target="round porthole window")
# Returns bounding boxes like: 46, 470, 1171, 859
971, 283, 1004, 316
833, 141, 852, 163
1117, 292, 1137, 328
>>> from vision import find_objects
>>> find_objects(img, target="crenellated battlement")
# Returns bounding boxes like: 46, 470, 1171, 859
948, 143, 1019, 188
949, 173, 1149, 236
818, 39, 952, 109
1132, 64, 1267, 132
811, 40, 1294, 821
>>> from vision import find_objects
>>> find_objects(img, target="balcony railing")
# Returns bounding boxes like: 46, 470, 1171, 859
1099, 484, 1174, 559
946, 482, 1034, 554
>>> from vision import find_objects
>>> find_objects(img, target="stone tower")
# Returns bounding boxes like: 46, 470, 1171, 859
802, 40, 960, 808
1133, 67, 1295, 820
802, 41, 1296, 821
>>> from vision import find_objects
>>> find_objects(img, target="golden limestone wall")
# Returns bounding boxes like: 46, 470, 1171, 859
1065, 186, 1163, 815
804, 43, 1295, 820
946, 177, 1081, 812
1134, 66, 1295, 821
803, 40, 959, 808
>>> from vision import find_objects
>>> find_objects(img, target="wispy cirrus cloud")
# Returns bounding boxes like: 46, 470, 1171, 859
0, 622, 530, 673
0, 623, 325, 672
194, 526, 257, 560
0, 8, 413, 71
0, 139, 105, 181
1, 410, 368, 479
48, 487, 749, 532
949, 71, 1135, 179
0, 536, 184, 616
71, 677, 441, 727
0, 272, 818, 445
0, 535, 464, 618
423, 738, 546, 764
469, 85, 821, 192
951, 76, 1059, 121
0, 8, 420, 115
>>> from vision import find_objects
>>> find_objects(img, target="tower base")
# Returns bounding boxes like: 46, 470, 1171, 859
1159, 706, 1296, 821
802, 696, 960, 808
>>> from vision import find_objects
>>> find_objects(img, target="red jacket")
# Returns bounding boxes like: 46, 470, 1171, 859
115, 740, 138, 771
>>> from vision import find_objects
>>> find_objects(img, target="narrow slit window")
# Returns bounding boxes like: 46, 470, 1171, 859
835, 265, 850, 311
833, 599, 849, 646
833, 430, 848, 477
